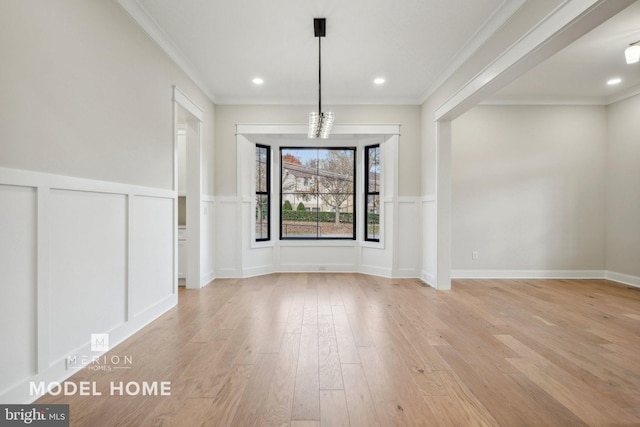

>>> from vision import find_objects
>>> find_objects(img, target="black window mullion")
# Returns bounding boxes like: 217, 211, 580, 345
364, 144, 380, 242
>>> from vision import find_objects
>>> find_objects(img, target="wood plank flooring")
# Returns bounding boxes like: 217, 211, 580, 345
36, 274, 640, 426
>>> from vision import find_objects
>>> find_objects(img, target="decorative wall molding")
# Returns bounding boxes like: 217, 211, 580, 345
422, 194, 436, 203
0, 166, 177, 403
0, 167, 174, 199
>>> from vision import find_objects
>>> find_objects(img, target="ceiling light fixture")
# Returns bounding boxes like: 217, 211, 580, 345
252, 77, 264, 85
607, 77, 622, 85
309, 18, 334, 139
625, 41, 640, 64
374, 77, 385, 85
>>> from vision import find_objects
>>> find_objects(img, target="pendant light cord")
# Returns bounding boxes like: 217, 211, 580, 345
318, 36, 322, 116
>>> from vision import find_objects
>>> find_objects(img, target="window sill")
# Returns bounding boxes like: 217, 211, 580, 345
275, 240, 385, 249
278, 240, 356, 248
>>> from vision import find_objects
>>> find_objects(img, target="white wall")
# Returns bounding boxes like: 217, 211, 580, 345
0, 0, 215, 193
606, 94, 640, 280
419, 0, 632, 287
451, 105, 607, 275
0, 0, 215, 402
420, 0, 570, 287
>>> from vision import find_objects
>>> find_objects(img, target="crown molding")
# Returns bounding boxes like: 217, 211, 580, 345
214, 95, 422, 106
481, 96, 606, 105
606, 83, 640, 105
434, 0, 636, 121
116, 0, 217, 103
419, 0, 527, 104
481, 83, 640, 106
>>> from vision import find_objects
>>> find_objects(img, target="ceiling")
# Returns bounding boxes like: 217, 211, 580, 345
120, 0, 640, 106
487, 0, 640, 105
121, 0, 523, 105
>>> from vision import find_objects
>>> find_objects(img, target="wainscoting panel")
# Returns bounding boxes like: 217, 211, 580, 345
422, 198, 437, 286
0, 185, 37, 395
279, 245, 357, 270
360, 246, 392, 276
49, 189, 128, 364
201, 199, 216, 285
215, 199, 239, 277
396, 199, 421, 276
0, 167, 177, 403
131, 195, 174, 317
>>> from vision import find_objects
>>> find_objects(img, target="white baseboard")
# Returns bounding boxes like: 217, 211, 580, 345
275, 264, 357, 273
421, 271, 437, 288
451, 269, 640, 289
200, 271, 216, 287
451, 269, 606, 279
215, 268, 242, 278
242, 265, 275, 278
393, 268, 421, 279
605, 270, 640, 288
359, 265, 393, 278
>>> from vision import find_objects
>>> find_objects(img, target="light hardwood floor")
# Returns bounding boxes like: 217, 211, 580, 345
37, 274, 640, 426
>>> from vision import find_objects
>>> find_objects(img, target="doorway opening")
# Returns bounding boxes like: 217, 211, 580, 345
174, 87, 203, 289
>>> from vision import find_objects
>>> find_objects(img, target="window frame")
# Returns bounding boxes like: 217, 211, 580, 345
364, 144, 381, 242
255, 144, 271, 242
280, 146, 357, 241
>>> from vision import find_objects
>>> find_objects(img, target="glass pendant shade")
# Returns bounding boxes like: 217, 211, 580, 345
308, 111, 334, 139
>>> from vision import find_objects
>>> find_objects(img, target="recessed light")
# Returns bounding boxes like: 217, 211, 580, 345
374, 77, 385, 85
252, 77, 264, 85
607, 77, 622, 85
